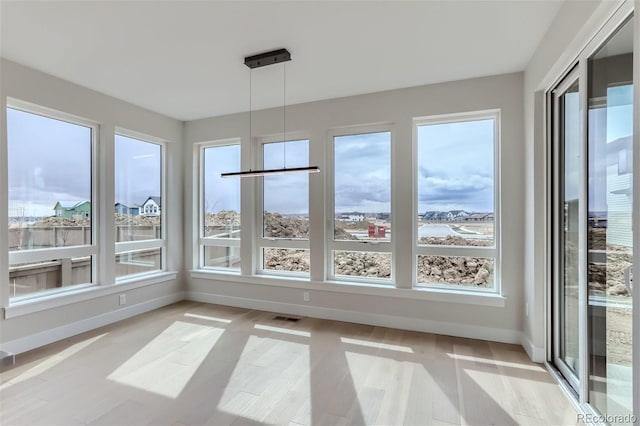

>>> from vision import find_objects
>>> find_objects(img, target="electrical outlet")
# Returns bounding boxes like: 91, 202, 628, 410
119, 294, 126, 306
303, 291, 310, 302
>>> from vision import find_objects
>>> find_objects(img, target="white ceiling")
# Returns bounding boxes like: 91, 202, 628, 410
1, 1, 563, 121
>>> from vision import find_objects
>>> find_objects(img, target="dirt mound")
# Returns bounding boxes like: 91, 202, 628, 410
334, 252, 391, 278
115, 214, 159, 226
417, 255, 493, 287
420, 235, 493, 247
264, 212, 309, 238
37, 216, 90, 227
206, 210, 240, 226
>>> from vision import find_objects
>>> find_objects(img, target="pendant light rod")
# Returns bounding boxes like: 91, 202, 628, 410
222, 166, 320, 178
223, 48, 320, 179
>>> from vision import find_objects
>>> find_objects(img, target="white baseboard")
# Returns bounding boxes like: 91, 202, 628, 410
186, 291, 522, 345
521, 333, 546, 363
2, 292, 185, 355
3, 290, 543, 362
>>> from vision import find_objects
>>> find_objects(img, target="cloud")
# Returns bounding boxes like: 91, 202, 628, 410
417, 170, 493, 212
264, 174, 309, 214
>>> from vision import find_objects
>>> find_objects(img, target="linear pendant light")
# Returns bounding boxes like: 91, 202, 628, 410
221, 48, 321, 178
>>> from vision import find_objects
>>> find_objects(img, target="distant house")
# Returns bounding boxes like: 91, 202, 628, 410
448, 210, 468, 220
337, 212, 365, 222
468, 212, 490, 221
115, 203, 139, 215
54, 201, 91, 219
422, 211, 438, 220
434, 212, 450, 221
140, 196, 161, 217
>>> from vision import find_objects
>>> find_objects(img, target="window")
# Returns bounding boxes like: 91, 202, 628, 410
329, 130, 392, 282
258, 139, 310, 275
8, 105, 96, 299
200, 142, 241, 271
415, 111, 499, 290
115, 133, 164, 279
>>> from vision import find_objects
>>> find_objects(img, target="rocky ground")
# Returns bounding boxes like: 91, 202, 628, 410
259, 215, 494, 286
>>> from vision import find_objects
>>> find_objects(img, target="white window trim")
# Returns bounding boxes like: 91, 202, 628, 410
413, 109, 502, 294
196, 138, 242, 272
115, 239, 164, 254
256, 133, 311, 276
190, 269, 506, 307
7, 99, 100, 303
114, 129, 167, 281
326, 124, 395, 283
5, 271, 177, 319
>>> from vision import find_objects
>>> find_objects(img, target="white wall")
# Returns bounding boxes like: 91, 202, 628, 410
184, 72, 526, 346
0, 59, 185, 352
522, 0, 627, 361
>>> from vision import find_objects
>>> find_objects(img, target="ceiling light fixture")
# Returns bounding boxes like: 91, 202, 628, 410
221, 48, 321, 178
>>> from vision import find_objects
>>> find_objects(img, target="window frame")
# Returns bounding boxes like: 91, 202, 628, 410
255, 133, 311, 277
197, 138, 242, 272
7, 99, 99, 302
326, 124, 394, 284
114, 129, 167, 281
413, 109, 501, 294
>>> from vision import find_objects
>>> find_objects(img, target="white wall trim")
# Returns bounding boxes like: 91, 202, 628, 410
521, 333, 546, 363
190, 271, 506, 307
1, 292, 184, 355
185, 291, 520, 345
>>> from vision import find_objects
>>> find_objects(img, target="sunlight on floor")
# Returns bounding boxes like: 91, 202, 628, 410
108, 320, 222, 398
184, 312, 232, 324
0, 333, 107, 391
345, 351, 381, 386
341, 337, 414, 353
218, 335, 311, 422
447, 353, 543, 371
254, 323, 311, 337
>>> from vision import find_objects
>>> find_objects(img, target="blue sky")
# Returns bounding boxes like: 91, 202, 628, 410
588, 84, 634, 213
8, 108, 91, 217
263, 140, 309, 215
417, 119, 494, 213
204, 144, 241, 213
334, 132, 390, 213
114, 135, 161, 207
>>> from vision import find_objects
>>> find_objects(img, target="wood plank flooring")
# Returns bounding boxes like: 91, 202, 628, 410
0, 302, 578, 425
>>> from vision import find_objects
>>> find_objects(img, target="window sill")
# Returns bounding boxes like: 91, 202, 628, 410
190, 270, 506, 307
3, 271, 178, 319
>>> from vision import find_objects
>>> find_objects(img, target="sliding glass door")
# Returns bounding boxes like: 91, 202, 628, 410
551, 11, 635, 424
587, 16, 634, 421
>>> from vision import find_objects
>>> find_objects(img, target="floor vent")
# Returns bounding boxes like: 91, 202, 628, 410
273, 316, 300, 322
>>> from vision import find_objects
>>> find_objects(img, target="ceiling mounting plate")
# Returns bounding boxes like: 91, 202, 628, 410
244, 48, 291, 69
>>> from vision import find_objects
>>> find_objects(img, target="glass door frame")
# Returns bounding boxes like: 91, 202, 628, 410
546, 0, 637, 418
550, 66, 582, 395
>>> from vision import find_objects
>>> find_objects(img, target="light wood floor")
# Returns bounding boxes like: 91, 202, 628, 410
0, 301, 578, 425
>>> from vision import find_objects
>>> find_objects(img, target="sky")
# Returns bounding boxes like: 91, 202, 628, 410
334, 132, 390, 213
8, 108, 92, 217
588, 84, 634, 213
114, 134, 161, 207
204, 144, 241, 213
417, 119, 495, 213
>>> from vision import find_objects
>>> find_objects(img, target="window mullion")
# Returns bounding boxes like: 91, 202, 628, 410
100, 124, 115, 286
